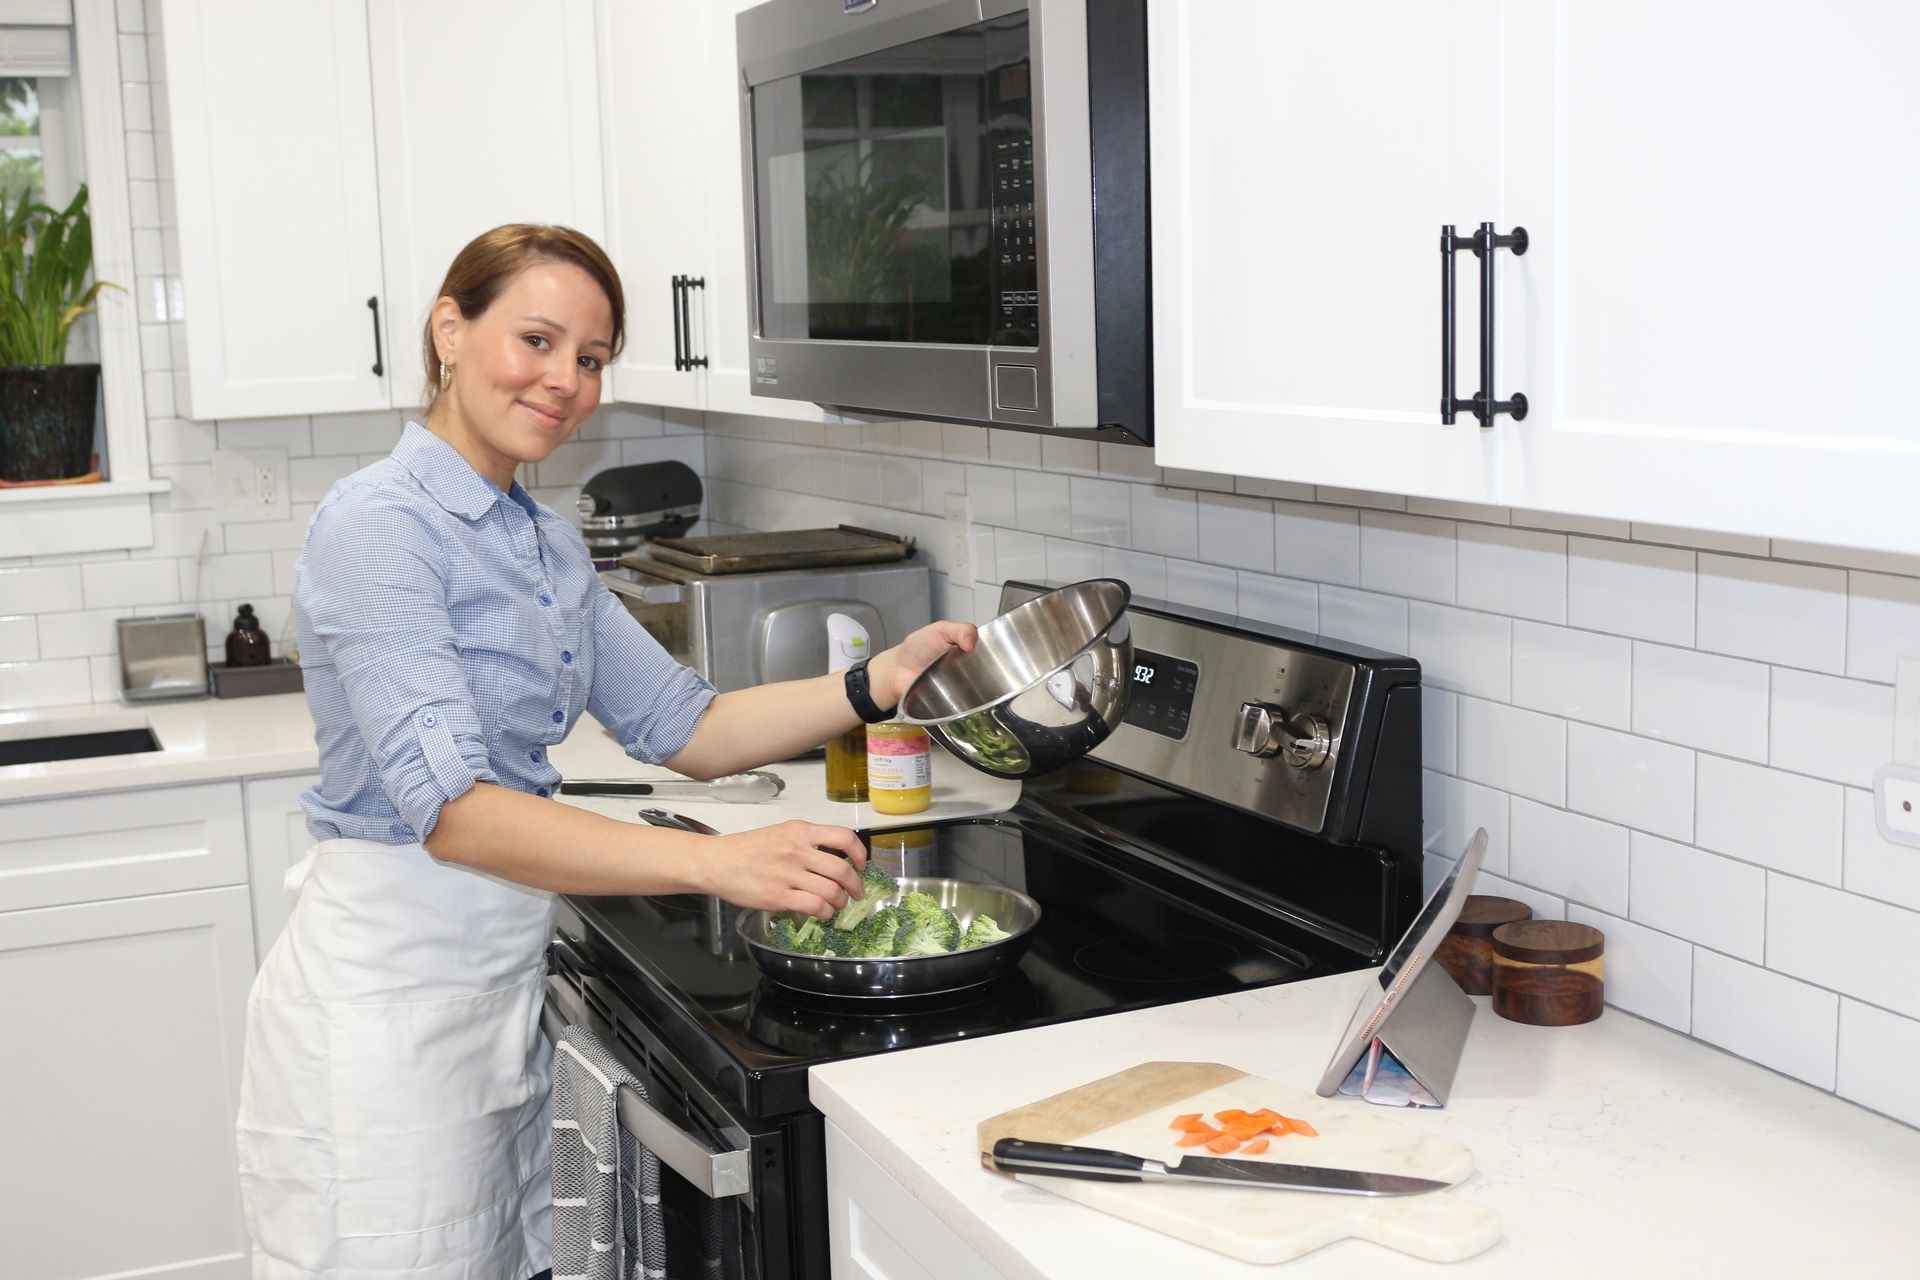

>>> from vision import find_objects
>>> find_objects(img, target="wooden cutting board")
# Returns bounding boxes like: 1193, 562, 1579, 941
976, 1062, 1499, 1265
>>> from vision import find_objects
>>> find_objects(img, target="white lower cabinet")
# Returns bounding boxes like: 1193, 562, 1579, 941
243, 772, 321, 963
0, 885, 256, 1279
0, 780, 249, 916
825, 1119, 1007, 1280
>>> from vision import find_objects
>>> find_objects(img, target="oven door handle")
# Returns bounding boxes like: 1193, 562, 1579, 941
542, 975, 754, 1200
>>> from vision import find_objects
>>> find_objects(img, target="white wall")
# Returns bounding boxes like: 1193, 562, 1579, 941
699, 409, 1920, 1129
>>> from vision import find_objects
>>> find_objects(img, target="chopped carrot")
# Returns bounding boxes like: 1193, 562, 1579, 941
1204, 1134, 1242, 1154
1175, 1130, 1217, 1147
1169, 1112, 1203, 1130
1282, 1116, 1319, 1138
1213, 1108, 1250, 1123
1242, 1138, 1270, 1155
1222, 1116, 1275, 1141
1248, 1108, 1283, 1128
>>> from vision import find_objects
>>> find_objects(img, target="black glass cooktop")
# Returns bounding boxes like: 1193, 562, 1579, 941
558, 781, 1393, 1118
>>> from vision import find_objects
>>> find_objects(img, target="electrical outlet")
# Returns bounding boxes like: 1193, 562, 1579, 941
1873, 762, 1920, 849
213, 447, 290, 522
944, 492, 973, 583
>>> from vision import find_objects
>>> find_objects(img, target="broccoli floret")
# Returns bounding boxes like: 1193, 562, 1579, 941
831, 864, 903, 932
766, 913, 828, 956
849, 906, 902, 958
894, 907, 961, 956
896, 891, 944, 926
822, 927, 857, 956
959, 914, 1012, 950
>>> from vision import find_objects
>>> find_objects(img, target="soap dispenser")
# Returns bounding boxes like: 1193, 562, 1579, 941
824, 613, 870, 802
226, 603, 272, 668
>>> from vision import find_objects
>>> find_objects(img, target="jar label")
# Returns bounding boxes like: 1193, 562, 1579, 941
868, 748, 931, 790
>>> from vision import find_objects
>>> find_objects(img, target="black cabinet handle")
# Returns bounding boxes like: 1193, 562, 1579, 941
670, 276, 686, 372
682, 275, 708, 371
366, 296, 384, 377
1440, 223, 1527, 427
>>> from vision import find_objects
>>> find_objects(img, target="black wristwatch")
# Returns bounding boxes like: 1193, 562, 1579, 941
844, 657, 895, 724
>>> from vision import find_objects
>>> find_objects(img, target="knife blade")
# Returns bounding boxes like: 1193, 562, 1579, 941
990, 1138, 1450, 1197
559, 770, 785, 802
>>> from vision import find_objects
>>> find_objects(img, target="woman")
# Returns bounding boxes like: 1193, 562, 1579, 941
235, 224, 974, 1278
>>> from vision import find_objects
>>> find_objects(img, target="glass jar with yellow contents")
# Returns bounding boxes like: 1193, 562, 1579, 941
866, 721, 932, 815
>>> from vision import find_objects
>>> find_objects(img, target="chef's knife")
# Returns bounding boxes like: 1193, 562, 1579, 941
559, 771, 785, 802
990, 1138, 1450, 1197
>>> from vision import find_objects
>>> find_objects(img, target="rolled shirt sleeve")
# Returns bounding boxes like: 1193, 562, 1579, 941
584, 579, 717, 765
296, 493, 498, 840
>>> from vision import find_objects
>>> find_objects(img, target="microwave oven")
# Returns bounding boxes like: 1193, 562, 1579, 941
735, 0, 1150, 445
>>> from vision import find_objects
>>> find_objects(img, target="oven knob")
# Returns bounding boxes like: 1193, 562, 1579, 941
1232, 702, 1331, 770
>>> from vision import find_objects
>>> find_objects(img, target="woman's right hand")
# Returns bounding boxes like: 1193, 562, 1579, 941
701, 820, 868, 920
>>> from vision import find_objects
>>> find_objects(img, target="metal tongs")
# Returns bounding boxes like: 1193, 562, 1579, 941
558, 770, 785, 803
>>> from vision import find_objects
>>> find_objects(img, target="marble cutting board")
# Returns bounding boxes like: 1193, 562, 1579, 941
976, 1061, 1500, 1265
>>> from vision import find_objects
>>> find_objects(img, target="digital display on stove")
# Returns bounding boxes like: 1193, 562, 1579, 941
1123, 648, 1199, 739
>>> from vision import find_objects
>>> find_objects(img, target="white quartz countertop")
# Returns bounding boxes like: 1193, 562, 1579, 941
0, 693, 1021, 834
809, 969, 1920, 1278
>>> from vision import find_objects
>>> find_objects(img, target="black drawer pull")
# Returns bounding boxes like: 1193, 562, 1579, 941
1440, 223, 1528, 427
366, 296, 384, 377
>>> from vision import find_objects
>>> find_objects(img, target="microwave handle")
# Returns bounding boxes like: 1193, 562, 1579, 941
542, 970, 753, 1200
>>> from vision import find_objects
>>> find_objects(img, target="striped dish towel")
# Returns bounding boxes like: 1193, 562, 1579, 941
552, 1025, 667, 1280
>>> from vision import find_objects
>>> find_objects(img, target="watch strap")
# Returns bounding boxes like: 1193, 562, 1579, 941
844, 658, 894, 724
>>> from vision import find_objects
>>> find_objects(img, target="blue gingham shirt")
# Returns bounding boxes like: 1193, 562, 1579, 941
294, 423, 716, 844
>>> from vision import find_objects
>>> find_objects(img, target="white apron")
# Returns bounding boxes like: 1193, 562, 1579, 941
236, 838, 555, 1279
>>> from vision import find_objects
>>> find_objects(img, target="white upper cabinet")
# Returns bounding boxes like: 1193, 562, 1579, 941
1149, 0, 1507, 504
1498, 0, 1920, 553
163, 0, 390, 419
368, 0, 605, 411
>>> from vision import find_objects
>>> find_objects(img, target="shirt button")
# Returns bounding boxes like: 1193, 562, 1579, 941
420, 711, 437, 728
539, 593, 552, 606
529, 748, 542, 764
552, 710, 564, 724
537, 787, 551, 798
561, 650, 573, 665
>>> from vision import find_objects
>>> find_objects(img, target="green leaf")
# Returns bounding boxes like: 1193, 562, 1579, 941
0, 183, 120, 366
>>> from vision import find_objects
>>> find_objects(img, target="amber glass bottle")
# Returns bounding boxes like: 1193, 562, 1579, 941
824, 726, 869, 803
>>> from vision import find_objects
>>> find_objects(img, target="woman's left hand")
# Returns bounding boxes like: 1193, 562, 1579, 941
872, 619, 978, 709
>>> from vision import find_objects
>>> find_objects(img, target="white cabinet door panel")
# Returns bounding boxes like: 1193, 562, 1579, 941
1500, 0, 1920, 553
162, 0, 389, 419
0, 886, 254, 1278
243, 772, 319, 964
1150, 0, 1503, 499
369, 0, 606, 410
0, 780, 247, 915
825, 1120, 1007, 1280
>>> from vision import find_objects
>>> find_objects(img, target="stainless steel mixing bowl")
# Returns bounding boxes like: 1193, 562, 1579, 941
735, 877, 1042, 998
898, 578, 1133, 779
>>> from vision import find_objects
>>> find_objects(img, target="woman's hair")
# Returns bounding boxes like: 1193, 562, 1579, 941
421, 223, 625, 411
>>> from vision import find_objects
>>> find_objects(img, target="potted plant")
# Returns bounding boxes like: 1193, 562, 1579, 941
0, 184, 118, 484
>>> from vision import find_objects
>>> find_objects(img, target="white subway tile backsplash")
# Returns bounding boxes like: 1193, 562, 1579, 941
1696, 553, 1847, 674
1235, 572, 1317, 633
0, 657, 91, 709
1359, 512, 1456, 604
941, 423, 990, 461
288, 455, 362, 505
966, 465, 1016, 527
1566, 905, 1692, 1031
1456, 525, 1567, 624
1235, 475, 1316, 502
1514, 509, 1633, 540
1406, 602, 1510, 701
148, 416, 217, 465
1696, 755, 1843, 883
1565, 722, 1694, 840
1014, 469, 1071, 536
1470, 871, 1566, 921
1629, 832, 1765, 961
1422, 687, 1458, 775
0, 616, 36, 663
1692, 949, 1837, 1089
1272, 499, 1360, 587
1316, 486, 1405, 511
1770, 540, 1920, 579
217, 416, 312, 458
1069, 476, 1132, 545
1044, 537, 1103, 584
1040, 437, 1099, 475
1423, 770, 1510, 874
0, 566, 84, 614
898, 421, 944, 455
1631, 642, 1769, 762
1766, 875, 1920, 1020
189, 552, 275, 602
81, 559, 177, 610
1197, 493, 1275, 573
1405, 497, 1510, 525
1631, 523, 1771, 557
34, 610, 123, 661
1770, 668, 1892, 789
1316, 586, 1408, 654
970, 527, 998, 586
1457, 697, 1566, 806
921, 461, 966, 508
1846, 570, 1920, 684
1101, 547, 1166, 600
1163, 558, 1237, 615
994, 529, 1046, 583
1159, 466, 1235, 494
1096, 442, 1158, 482
1566, 537, 1695, 646
1837, 1000, 1920, 1128
1509, 798, 1628, 915
1843, 787, 1920, 913
1511, 621, 1630, 729
134, 508, 218, 560
988, 429, 1041, 468
1129, 486, 1199, 560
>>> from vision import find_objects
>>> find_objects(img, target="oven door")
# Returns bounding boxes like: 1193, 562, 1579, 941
543, 950, 824, 1279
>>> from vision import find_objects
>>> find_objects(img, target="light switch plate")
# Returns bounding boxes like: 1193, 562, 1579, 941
1873, 762, 1920, 849
944, 492, 974, 583
1896, 658, 1920, 766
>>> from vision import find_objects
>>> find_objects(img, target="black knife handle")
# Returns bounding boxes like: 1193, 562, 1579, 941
991, 1138, 1150, 1183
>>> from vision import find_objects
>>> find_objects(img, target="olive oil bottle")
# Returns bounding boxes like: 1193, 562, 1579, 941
824, 613, 870, 802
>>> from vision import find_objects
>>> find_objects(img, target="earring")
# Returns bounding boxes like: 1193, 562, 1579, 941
438, 362, 451, 390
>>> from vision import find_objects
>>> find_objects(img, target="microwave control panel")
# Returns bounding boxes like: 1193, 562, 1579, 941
992, 133, 1038, 347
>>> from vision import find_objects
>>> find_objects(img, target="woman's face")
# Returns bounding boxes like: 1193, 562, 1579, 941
431, 260, 615, 487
